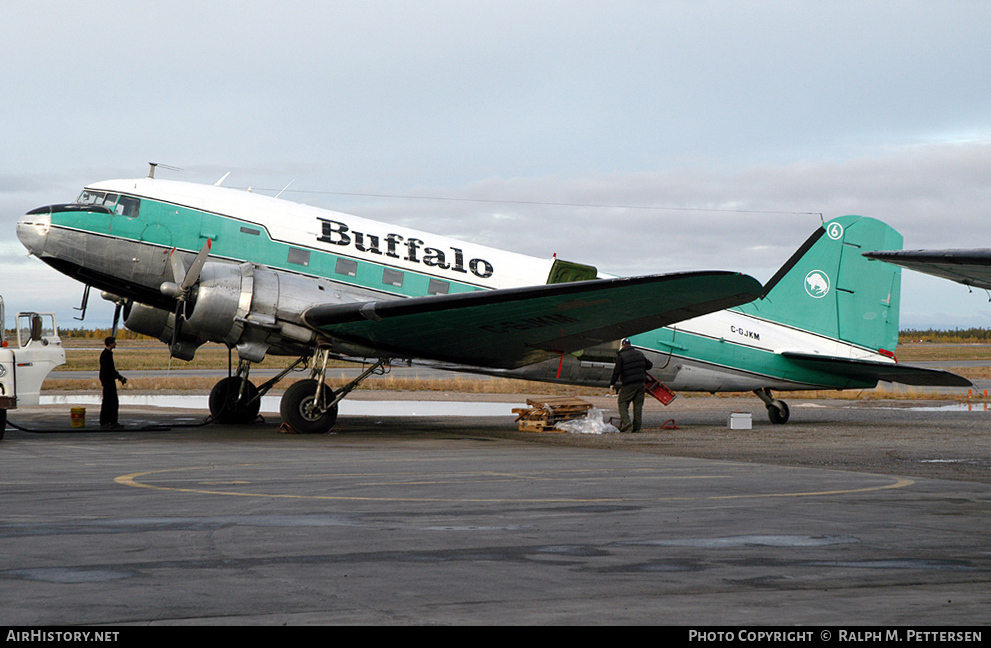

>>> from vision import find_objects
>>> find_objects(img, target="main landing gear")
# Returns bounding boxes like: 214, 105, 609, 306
754, 387, 790, 424
280, 351, 390, 434
205, 347, 391, 434
208, 354, 301, 425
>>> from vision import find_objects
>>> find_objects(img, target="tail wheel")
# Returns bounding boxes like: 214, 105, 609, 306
767, 399, 790, 424
209, 377, 261, 424
280, 379, 339, 434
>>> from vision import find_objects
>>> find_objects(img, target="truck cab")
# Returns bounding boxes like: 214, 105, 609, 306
0, 297, 66, 438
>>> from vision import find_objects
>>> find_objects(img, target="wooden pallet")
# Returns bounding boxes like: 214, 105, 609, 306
512, 397, 593, 433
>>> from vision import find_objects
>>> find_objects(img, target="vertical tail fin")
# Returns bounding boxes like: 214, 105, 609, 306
739, 215, 903, 353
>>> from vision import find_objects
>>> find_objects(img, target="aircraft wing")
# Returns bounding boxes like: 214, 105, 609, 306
864, 249, 991, 290
303, 271, 762, 369
781, 352, 972, 387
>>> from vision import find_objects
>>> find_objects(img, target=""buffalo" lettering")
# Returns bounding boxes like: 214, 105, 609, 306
318, 218, 494, 279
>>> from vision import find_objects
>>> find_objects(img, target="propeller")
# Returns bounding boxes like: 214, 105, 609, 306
160, 239, 212, 357
111, 301, 122, 336
98, 291, 127, 336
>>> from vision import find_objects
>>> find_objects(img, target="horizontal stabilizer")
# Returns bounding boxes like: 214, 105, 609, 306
304, 271, 762, 369
781, 352, 972, 387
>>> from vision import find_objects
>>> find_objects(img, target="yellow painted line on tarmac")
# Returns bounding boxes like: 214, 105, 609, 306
651, 477, 916, 501
115, 466, 622, 503
114, 465, 914, 503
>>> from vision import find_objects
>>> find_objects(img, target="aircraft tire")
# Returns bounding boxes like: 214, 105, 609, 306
280, 379, 339, 434
767, 399, 790, 424
209, 377, 261, 424
0, 409, 5, 440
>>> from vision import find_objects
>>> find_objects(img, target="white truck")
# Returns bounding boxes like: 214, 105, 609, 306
0, 297, 66, 439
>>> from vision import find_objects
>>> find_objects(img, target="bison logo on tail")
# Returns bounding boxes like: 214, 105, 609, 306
805, 270, 830, 298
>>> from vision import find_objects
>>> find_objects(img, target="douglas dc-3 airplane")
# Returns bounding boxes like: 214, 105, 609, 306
16, 166, 969, 432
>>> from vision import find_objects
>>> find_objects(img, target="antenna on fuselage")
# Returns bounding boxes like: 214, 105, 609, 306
147, 162, 183, 179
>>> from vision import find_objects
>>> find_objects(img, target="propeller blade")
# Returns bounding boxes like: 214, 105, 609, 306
168, 248, 187, 286
165, 239, 211, 361
168, 303, 183, 360
111, 302, 123, 336
182, 239, 212, 291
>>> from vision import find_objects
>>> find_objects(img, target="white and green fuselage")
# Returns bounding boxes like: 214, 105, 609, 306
18, 177, 939, 399
33, 178, 557, 301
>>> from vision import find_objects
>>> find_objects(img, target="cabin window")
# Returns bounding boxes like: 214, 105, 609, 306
335, 258, 357, 277
428, 279, 450, 295
287, 248, 310, 267
240, 226, 260, 236
383, 268, 404, 288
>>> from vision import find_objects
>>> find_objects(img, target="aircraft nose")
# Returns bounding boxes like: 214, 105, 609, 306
17, 207, 52, 257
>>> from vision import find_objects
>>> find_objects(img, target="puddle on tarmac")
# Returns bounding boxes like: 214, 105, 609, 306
886, 403, 991, 412
40, 394, 519, 417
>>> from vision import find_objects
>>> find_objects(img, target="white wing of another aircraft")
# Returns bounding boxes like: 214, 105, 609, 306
863, 249, 991, 290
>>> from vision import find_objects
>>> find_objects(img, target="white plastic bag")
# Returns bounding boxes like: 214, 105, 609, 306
554, 408, 621, 435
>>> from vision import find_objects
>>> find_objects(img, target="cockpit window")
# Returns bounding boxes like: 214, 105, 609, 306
77, 190, 116, 205
77, 190, 106, 204
75, 190, 140, 217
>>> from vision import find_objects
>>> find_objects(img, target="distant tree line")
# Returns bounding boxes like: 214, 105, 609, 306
57, 327, 152, 340
900, 328, 991, 343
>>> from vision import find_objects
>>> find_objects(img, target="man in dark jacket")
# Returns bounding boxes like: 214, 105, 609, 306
609, 338, 653, 432
99, 336, 127, 429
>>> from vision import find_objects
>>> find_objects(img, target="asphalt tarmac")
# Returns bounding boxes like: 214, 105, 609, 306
1, 395, 989, 626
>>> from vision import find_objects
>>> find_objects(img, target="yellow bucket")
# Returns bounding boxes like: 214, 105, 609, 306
70, 407, 86, 428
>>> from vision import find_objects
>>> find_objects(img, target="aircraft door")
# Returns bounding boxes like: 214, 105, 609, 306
134, 202, 174, 284
546, 258, 598, 284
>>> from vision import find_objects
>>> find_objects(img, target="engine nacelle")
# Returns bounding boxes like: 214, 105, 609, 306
182, 262, 246, 343
144, 261, 354, 362
122, 302, 205, 361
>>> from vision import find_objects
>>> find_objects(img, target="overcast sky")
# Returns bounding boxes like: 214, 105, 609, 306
3, 1, 990, 331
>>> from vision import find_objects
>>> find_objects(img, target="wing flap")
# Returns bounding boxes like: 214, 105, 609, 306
304, 271, 762, 369
781, 352, 972, 387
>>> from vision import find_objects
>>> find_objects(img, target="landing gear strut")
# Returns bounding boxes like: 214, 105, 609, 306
279, 349, 390, 434
206, 346, 390, 434
754, 388, 790, 424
